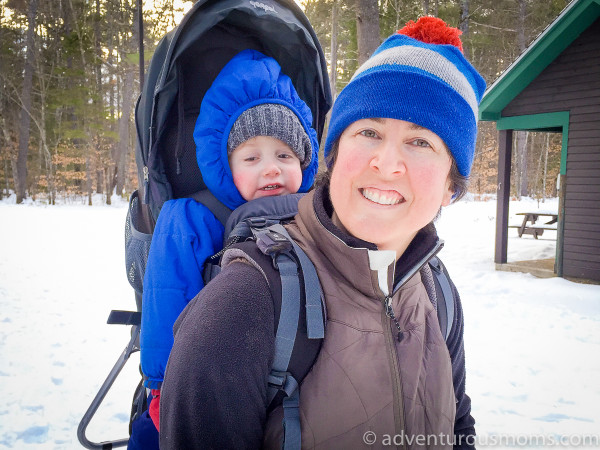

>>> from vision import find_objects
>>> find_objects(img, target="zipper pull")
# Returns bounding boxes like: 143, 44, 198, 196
384, 296, 394, 318
143, 166, 150, 204
383, 296, 404, 342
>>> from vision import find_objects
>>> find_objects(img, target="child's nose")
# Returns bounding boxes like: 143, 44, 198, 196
263, 161, 282, 177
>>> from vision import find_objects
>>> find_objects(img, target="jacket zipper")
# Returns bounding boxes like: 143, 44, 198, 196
376, 240, 444, 449
381, 302, 407, 450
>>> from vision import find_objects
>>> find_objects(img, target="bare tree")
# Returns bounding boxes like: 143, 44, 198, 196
515, 0, 528, 198
356, 0, 380, 65
15, 0, 39, 204
459, 0, 470, 55
330, 0, 338, 100
115, 0, 139, 196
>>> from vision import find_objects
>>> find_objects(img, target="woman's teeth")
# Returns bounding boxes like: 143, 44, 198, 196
361, 188, 402, 205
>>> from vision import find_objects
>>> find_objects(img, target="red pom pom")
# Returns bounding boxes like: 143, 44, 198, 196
397, 17, 463, 53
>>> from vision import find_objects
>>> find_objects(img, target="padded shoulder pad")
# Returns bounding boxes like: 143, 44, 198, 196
224, 193, 304, 239
222, 240, 322, 397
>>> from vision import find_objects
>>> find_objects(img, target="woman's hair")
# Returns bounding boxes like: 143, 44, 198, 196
318, 137, 469, 203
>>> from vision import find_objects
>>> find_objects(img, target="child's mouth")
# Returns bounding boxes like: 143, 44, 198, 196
260, 184, 282, 191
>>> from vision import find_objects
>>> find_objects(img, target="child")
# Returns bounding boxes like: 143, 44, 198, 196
139, 49, 319, 433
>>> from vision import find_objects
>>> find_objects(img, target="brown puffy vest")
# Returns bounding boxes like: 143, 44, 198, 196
263, 191, 456, 450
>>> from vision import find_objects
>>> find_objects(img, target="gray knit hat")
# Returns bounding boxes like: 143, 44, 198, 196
227, 103, 312, 169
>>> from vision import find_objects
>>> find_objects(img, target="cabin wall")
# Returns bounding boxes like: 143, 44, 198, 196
502, 19, 600, 281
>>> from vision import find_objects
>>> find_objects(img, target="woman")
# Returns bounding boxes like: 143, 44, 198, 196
159, 17, 486, 449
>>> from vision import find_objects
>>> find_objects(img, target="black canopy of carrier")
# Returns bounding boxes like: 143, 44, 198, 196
135, 0, 332, 221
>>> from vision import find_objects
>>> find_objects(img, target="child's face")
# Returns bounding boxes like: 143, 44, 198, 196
229, 136, 303, 201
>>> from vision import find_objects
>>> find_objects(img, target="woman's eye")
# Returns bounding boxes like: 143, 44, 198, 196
359, 129, 378, 138
411, 138, 431, 148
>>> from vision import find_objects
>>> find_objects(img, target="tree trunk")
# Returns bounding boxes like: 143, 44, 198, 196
517, 0, 527, 53
92, 0, 102, 204
4, 159, 10, 198
459, 0, 470, 55
96, 170, 103, 194
105, 167, 112, 205
16, 0, 39, 204
543, 133, 549, 202
459, 0, 469, 33
330, 0, 338, 100
516, 131, 529, 198
356, 0, 380, 65
1, 116, 16, 196
515, 0, 528, 199
422, 0, 429, 15
11, 157, 18, 197
94, 0, 102, 92
38, 100, 56, 205
85, 148, 93, 205
116, 68, 134, 195
137, 0, 144, 90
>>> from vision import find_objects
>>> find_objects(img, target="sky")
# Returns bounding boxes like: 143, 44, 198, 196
0, 193, 599, 448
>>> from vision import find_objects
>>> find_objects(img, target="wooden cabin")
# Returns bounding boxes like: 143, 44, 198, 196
479, 0, 600, 282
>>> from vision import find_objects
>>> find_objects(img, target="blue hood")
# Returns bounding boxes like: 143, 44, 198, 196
193, 49, 320, 210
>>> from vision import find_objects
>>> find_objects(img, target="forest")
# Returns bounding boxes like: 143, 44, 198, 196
0, 0, 570, 205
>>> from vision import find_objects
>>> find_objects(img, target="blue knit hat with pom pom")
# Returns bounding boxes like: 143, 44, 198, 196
324, 17, 486, 177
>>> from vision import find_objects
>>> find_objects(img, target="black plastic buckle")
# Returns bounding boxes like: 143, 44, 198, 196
255, 230, 295, 270
247, 217, 267, 228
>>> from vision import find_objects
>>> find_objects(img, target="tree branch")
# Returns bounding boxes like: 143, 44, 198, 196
470, 20, 516, 33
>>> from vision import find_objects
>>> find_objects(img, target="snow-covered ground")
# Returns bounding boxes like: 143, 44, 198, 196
0, 193, 599, 449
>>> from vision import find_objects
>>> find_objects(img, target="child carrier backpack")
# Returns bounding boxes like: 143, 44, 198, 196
77, 0, 331, 448
198, 193, 458, 450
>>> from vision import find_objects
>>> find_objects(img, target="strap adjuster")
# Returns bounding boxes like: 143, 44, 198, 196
268, 372, 287, 389
246, 216, 267, 228
268, 371, 299, 397
255, 230, 296, 270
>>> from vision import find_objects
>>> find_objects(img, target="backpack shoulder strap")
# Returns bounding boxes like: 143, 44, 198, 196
269, 224, 325, 339
187, 189, 233, 227
427, 256, 455, 341
219, 224, 324, 450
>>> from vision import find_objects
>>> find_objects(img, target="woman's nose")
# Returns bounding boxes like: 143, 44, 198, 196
369, 143, 406, 177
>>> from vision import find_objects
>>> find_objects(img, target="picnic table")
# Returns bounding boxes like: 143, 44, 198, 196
510, 211, 558, 239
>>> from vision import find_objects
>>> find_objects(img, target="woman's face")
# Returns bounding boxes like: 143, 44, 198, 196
329, 118, 454, 258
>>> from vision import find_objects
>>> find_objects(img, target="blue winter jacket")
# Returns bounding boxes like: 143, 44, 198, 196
140, 50, 319, 389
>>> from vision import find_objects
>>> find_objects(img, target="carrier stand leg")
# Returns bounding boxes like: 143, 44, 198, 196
77, 324, 140, 449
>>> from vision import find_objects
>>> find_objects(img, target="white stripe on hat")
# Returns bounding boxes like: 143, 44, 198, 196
352, 45, 479, 118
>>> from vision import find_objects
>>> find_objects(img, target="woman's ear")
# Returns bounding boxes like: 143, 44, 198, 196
442, 178, 454, 207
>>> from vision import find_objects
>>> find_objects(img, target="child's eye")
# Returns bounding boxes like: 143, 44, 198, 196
359, 129, 379, 139
243, 156, 258, 162
278, 152, 299, 161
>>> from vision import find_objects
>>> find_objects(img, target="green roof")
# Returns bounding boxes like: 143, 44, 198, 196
479, 0, 600, 121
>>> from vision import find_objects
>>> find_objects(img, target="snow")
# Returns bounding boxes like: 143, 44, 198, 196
1, 193, 599, 448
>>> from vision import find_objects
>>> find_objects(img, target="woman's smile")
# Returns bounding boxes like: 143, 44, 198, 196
360, 187, 405, 206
